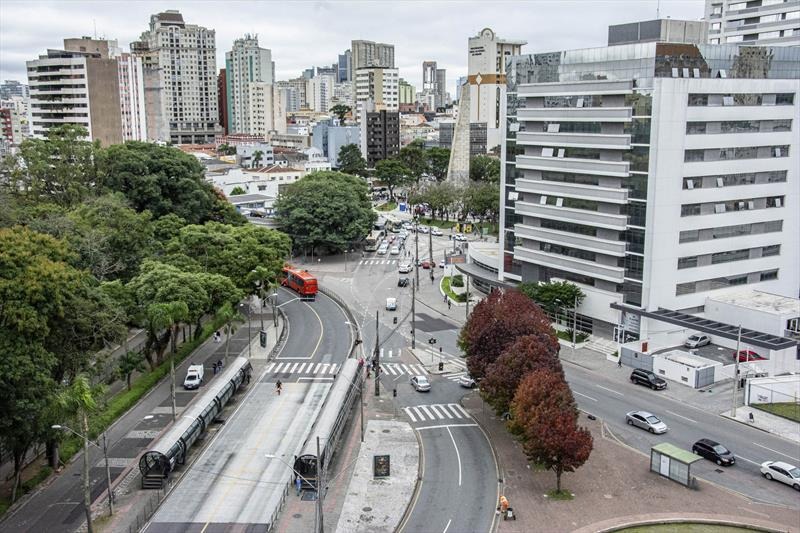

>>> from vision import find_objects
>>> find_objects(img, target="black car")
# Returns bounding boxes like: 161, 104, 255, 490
398, 277, 410, 287
629, 368, 667, 390
693, 438, 735, 466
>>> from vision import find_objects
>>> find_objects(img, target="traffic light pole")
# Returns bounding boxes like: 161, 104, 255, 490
374, 310, 380, 396
411, 278, 416, 349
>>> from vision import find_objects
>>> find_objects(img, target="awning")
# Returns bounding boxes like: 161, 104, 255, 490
454, 262, 514, 289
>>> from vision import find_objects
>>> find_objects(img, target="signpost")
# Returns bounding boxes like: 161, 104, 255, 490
373, 455, 390, 478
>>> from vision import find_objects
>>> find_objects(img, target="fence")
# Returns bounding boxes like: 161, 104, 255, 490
127, 477, 173, 533
268, 307, 289, 361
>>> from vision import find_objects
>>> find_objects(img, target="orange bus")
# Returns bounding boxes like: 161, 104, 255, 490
281, 266, 318, 299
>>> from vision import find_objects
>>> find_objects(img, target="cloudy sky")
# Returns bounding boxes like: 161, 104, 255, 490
0, 0, 704, 95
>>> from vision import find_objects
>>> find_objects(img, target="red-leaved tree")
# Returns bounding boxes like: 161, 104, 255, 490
458, 289, 554, 381
511, 371, 593, 493
480, 333, 562, 415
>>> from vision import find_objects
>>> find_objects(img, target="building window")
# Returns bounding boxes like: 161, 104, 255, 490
678, 256, 698, 269
711, 248, 750, 265
760, 270, 779, 281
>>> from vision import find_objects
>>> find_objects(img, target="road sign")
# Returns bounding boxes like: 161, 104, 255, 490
260, 330, 267, 348
373, 455, 390, 478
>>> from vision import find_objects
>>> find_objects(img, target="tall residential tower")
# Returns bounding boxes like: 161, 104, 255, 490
226, 35, 275, 135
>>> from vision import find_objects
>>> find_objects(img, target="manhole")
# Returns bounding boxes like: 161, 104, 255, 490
382, 429, 391, 433
714, 468, 724, 473
292, 513, 302, 518
301, 491, 317, 501
362, 506, 372, 512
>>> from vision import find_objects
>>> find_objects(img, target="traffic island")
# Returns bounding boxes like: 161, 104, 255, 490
334, 420, 418, 533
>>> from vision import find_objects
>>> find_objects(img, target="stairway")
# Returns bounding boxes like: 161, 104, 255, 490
584, 336, 618, 356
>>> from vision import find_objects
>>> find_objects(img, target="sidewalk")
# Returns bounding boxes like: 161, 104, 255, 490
461, 393, 800, 533
722, 405, 800, 443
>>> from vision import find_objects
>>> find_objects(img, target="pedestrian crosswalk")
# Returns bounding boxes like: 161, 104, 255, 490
445, 371, 470, 383
379, 362, 428, 376
403, 403, 471, 423
359, 259, 400, 266
265, 361, 340, 375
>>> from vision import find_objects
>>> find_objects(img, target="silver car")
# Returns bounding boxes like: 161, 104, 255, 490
410, 375, 431, 392
625, 410, 668, 434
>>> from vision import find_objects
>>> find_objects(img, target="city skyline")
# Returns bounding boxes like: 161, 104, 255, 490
0, 0, 704, 97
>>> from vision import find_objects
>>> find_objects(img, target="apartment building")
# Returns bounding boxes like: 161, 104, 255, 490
247, 82, 287, 136
500, 42, 799, 339
360, 106, 400, 167
306, 75, 334, 113
350, 40, 394, 80
354, 67, 399, 122
706, 0, 800, 46
226, 35, 275, 134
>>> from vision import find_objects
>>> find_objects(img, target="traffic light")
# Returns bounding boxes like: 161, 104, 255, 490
438, 362, 444, 371
260, 330, 267, 348
392, 388, 397, 397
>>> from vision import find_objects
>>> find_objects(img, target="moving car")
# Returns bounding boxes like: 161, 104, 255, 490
438, 260, 445, 268
420, 260, 431, 269
417, 226, 429, 234
625, 410, 668, 434
385, 297, 397, 311
734, 349, 765, 362
390, 246, 400, 255
760, 461, 800, 491
453, 233, 467, 241
377, 244, 389, 255
458, 375, 477, 388
398, 262, 412, 273
183, 364, 204, 390
398, 277, 409, 287
684, 334, 711, 349
410, 375, 431, 392
431, 228, 443, 236
630, 368, 667, 390
692, 438, 735, 466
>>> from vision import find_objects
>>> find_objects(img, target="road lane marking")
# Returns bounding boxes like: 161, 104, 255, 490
415, 423, 478, 430
297, 377, 334, 381
289, 363, 299, 373
446, 427, 462, 486
419, 405, 434, 419
665, 410, 697, 424
574, 391, 598, 402
754, 442, 797, 461
428, 404, 444, 418
736, 455, 760, 466
304, 299, 325, 359
450, 403, 470, 418
403, 407, 418, 423
443, 519, 452, 533
596, 385, 623, 396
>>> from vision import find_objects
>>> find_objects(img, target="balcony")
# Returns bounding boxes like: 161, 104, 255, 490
516, 178, 629, 204
514, 246, 626, 283
517, 131, 631, 150
518, 79, 633, 97
516, 154, 630, 177
517, 107, 632, 123
515, 223, 626, 256
515, 201, 628, 230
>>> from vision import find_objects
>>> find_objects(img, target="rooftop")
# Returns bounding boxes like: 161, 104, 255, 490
228, 193, 274, 204
659, 350, 717, 369
245, 165, 304, 174
708, 289, 800, 317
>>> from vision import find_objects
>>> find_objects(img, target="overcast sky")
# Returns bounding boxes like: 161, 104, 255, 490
0, 0, 704, 96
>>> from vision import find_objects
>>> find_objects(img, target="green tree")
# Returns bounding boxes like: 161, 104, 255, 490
337, 144, 368, 177
216, 301, 242, 361
427, 147, 451, 182
462, 181, 500, 223
118, 350, 146, 391
374, 159, 412, 201
2, 124, 98, 208
274, 171, 376, 254
518, 280, 585, 317
470, 155, 501, 183
330, 104, 351, 124
422, 181, 460, 220
252, 150, 264, 168
230, 186, 247, 196
218, 144, 237, 156
152, 213, 187, 244
398, 140, 429, 185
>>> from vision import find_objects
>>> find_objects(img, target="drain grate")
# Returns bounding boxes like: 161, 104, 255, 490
715, 469, 724, 473
301, 491, 318, 501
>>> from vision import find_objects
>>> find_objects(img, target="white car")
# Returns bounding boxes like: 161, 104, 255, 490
410, 375, 431, 392
625, 410, 668, 434
377, 245, 388, 255
684, 334, 711, 349
385, 297, 397, 311
398, 262, 412, 273
458, 375, 476, 388
402, 222, 413, 230
390, 246, 400, 255
417, 226, 429, 234
453, 233, 467, 242
761, 461, 800, 491
431, 228, 443, 236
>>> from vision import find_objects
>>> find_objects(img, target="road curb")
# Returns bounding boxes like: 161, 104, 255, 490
395, 420, 425, 533
577, 515, 792, 533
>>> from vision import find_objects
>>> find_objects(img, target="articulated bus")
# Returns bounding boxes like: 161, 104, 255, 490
281, 266, 318, 299
363, 229, 386, 252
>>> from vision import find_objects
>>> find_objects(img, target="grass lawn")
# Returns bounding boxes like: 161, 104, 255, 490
752, 402, 800, 423
555, 329, 590, 343
376, 201, 397, 212
441, 276, 467, 303
417, 217, 456, 229
619, 525, 760, 533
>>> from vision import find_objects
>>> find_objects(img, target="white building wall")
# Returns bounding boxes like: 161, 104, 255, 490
118, 53, 147, 141
246, 82, 286, 136
27, 55, 92, 138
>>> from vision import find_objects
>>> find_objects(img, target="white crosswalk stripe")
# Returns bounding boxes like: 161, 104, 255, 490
358, 259, 398, 266
402, 403, 471, 423
445, 371, 468, 382
266, 361, 340, 375
380, 363, 428, 376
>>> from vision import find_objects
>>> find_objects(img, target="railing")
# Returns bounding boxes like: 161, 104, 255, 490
127, 477, 173, 533
268, 307, 289, 362
318, 286, 360, 358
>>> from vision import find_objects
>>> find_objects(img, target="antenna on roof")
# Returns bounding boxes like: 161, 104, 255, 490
93, 18, 97, 39
656, 0, 661, 19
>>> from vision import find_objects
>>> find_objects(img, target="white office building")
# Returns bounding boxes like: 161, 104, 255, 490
354, 67, 398, 123
706, 0, 800, 46
306, 74, 334, 113
499, 42, 799, 340
226, 35, 275, 134
247, 82, 287, 136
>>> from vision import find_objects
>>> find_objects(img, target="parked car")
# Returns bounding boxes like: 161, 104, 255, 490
431, 228, 443, 236
692, 438, 735, 466
625, 410, 668, 434
385, 297, 397, 311
453, 233, 467, 241
684, 334, 711, 349
398, 262, 412, 273
417, 226, 429, 234
420, 260, 431, 269
390, 246, 400, 255
398, 277, 410, 287
458, 375, 477, 388
183, 364, 204, 390
760, 461, 800, 491
734, 349, 765, 362
630, 368, 667, 390
438, 260, 446, 268
402, 223, 413, 231
411, 375, 431, 392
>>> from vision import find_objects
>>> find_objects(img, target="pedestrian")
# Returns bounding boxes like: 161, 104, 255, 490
212, 362, 218, 375
617, 357, 623, 368
443, 293, 448, 303
447, 300, 451, 310
217, 359, 223, 370
295, 476, 302, 496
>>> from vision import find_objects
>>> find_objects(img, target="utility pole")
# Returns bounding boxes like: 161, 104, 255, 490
82, 413, 93, 533
465, 276, 470, 318
572, 294, 578, 350
732, 325, 742, 417
316, 436, 324, 533
374, 310, 380, 396
414, 221, 419, 286
428, 226, 434, 284
359, 373, 365, 442
102, 433, 113, 515
411, 278, 416, 349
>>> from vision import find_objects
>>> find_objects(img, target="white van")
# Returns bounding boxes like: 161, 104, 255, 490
183, 364, 204, 390
386, 297, 397, 311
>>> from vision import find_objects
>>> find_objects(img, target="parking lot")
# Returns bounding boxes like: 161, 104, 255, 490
652, 342, 757, 365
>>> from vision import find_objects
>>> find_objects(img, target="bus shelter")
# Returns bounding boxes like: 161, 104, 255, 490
650, 442, 702, 488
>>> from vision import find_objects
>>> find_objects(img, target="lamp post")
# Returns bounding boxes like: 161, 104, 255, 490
239, 302, 252, 358
52, 425, 114, 521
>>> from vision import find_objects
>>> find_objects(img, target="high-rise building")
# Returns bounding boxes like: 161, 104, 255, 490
359, 105, 400, 167
354, 67, 399, 122
132, 10, 220, 144
226, 35, 275, 135
399, 79, 416, 105
422, 61, 448, 109
423, 61, 437, 92
246, 82, 286, 136
27, 47, 123, 146
706, 0, 800, 46
468, 27, 526, 151
500, 41, 799, 340
331, 82, 354, 109
276, 77, 307, 111
338, 50, 352, 82
350, 40, 395, 80
218, 69, 228, 134
306, 75, 334, 112
0, 80, 29, 100
436, 68, 447, 108
608, 19, 708, 46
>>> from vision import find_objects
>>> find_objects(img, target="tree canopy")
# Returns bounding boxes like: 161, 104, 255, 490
427, 147, 450, 182
274, 171, 376, 253
374, 159, 412, 201
469, 155, 501, 183
398, 140, 429, 184
462, 181, 500, 223
330, 104, 351, 124
518, 280, 585, 316
337, 144, 368, 177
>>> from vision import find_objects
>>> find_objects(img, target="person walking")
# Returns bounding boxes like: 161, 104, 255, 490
295, 476, 302, 496
447, 299, 451, 310
276, 379, 282, 395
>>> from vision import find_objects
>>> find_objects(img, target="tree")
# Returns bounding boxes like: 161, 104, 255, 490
217, 301, 241, 361
480, 333, 562, 415
274, 171, 376, 254
398, 140, 428, 185
337, 144, 368, 177
330, 104, 351, 124
470, 155, 501, 183
374, 159, 412, 201
218, 144, 237, 156
230, 186, 246, 196
427, 147, 450, 182
512, 371, 593, 493
252, 150, 264, 168
421, 181, 460, 220
118, 350, 146, 391
462, 181, 500, 223
518, 280, 585, 317
458, 289, 555, 381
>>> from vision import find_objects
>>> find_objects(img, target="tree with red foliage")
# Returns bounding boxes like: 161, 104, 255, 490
458, 289, 554, 381
511, 371, 593, 493
480, 333, 562, 415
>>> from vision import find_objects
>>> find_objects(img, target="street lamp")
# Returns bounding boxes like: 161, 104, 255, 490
52, 425, 114, 520
239, 302, 252, 358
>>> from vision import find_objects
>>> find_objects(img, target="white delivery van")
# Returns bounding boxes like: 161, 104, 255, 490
184, 364, 204, 390
386, 297, 397, 311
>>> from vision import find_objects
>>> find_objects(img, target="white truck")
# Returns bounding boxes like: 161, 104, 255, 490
183, 364, 204, 390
